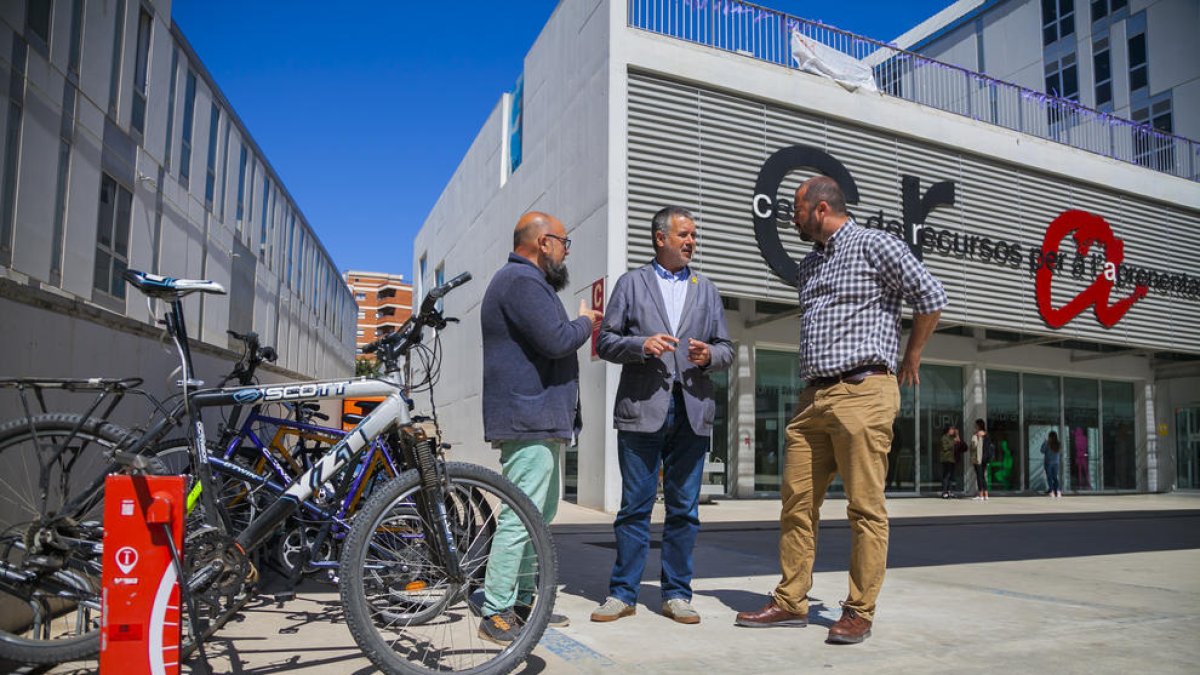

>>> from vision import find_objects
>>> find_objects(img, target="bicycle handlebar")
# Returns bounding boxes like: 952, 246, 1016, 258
363, 272, 472, 359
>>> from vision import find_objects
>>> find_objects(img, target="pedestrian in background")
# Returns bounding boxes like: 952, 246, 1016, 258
478, 211, 602, 644
1042, 430, 1063, 499
939, 425, 958, 499
735, 176, 946, 644
970, 419, 991, 501
590, 206, 734, 626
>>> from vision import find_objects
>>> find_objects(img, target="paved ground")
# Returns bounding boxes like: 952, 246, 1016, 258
16, 492, 1200, 674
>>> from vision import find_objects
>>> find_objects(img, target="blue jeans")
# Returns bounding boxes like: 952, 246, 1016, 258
608, 388, 709, 605
1046, 458, 1061, 493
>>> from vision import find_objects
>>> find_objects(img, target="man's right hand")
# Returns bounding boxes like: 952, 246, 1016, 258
643, 333, 679, 357
578, 299, 602, 329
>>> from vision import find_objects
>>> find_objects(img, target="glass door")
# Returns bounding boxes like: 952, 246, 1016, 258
919, 365, 964, 494
754, 349, 803, 493
1024, 374, 1062, 493
1178, 408, 1200, 489
1064, 378, 1100, 493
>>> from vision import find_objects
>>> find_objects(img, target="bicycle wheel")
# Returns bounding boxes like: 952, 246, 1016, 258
0, 414, 137, 665
152, 439, 265, 534
340, 461, 556, 675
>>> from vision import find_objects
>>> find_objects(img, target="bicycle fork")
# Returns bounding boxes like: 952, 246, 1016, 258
401, 426, 466, 585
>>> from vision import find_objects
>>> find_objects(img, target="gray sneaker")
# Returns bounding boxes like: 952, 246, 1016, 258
662, 598, 701, 624
590, 597, 636, 623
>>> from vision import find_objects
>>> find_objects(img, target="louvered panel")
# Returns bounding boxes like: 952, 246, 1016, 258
625, 71, 1200, 352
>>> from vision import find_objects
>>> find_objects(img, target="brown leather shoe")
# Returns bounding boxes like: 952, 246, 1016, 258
734, 599, 807, 628
826, 606, 872, 644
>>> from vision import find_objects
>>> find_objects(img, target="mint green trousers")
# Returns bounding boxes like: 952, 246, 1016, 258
481, 440, 560, 615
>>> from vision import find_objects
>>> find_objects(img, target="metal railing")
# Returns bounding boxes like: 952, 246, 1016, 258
627, 0, 1198, 183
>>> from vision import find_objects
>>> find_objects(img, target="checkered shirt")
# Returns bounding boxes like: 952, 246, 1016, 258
796, 220, 947, 380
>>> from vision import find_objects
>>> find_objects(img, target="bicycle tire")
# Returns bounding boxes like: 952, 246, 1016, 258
0, 414, 138, 665
340, 461, 556, 675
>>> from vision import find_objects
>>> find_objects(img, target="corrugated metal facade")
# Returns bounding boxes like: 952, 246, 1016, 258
626, 71, 1200, 353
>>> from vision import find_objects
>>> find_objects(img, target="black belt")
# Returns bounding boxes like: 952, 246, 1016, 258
808, 364, 890, 389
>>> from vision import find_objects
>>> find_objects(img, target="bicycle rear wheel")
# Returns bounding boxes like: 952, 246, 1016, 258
0, 414, 136, 665
340, 461, 555, 675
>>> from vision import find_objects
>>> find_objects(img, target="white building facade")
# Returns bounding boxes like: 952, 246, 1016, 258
0, 0, 355, 412
413, 0, 1200, 513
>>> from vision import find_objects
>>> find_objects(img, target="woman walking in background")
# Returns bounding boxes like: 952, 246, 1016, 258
1042, 430, 1063, 498
970, 419, 991, 501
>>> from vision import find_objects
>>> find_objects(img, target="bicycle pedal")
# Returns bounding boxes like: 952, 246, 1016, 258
274, 591, 296, 604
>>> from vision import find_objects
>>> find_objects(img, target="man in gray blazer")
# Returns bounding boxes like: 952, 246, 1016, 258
590, 206, 734, 626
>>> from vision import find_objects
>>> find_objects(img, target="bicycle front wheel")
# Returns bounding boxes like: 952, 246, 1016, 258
0, 414, 136, 665
340, 461, 556, 675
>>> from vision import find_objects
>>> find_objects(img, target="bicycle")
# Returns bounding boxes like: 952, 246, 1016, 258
4, 268, 559, 675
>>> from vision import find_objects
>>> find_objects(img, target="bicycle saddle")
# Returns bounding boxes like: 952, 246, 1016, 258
124, 269, 227, 299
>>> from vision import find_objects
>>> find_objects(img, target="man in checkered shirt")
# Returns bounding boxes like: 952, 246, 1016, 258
737, 176, 946, 644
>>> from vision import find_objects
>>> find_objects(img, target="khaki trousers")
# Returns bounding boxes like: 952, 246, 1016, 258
773, 374, 899, 622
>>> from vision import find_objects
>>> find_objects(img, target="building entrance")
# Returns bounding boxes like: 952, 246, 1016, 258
1178, 408, 1200, 489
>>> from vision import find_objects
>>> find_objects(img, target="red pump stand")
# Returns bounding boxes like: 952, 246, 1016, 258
100, 475, 184, 675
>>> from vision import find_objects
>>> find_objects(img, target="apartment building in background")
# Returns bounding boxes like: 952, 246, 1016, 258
0, 0, 354, 417
893, 0, 1199, 167
345, 270, 413, 356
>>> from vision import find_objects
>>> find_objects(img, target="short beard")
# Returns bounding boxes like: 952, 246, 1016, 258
543, 258, 570, 292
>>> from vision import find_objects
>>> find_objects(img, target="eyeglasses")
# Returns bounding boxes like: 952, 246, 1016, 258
544, 234, 572, 251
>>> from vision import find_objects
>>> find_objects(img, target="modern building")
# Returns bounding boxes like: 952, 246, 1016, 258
892, 0, 1199, 158
344, 270, 413, 356
413, 0, 1200, 512
0, 0, 355, 417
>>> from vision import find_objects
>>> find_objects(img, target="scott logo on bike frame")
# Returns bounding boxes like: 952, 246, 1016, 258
233, 381, 351, 403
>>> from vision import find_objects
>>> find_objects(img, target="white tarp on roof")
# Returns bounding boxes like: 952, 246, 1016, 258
790, 31, 879, 93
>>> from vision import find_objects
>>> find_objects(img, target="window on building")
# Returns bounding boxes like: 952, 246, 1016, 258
204, 102, 219, 208
435, 263, 445, 310
93, 174, 132, 300
1132, 96, 1173, 169
286, 215, 296, 287
259, 178, 270, 260
163, 48, 178, 171
1128, 30, 1148, 93
131, 9, 152, 135
357, 310, 365, 319
217, 123, 230, 221
51, 87, 76, 286
355, 292, 366, 301
67, 0, 83, 76
418, 254, 428, 304
507, 75, 524, 176
1044, 53, 1079, 100
1091, 0, 1127, 23
27, 0, 52, 52
236, 145, 247, 225
0, 44, 26, 266
179, 70, 197, 186
1041, 0, 1074, 45
107, 0, 126, 114
1092, 38, 1112, 108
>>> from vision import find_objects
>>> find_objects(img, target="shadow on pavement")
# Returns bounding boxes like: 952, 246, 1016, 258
554, 509, 1200, 610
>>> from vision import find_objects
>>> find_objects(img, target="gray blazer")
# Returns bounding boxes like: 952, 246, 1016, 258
598, 263, 734, 436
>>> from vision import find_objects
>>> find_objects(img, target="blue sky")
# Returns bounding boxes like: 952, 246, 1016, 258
171, 0, 953, 281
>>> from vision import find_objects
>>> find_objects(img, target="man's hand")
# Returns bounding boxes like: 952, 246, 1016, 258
897, 355, 920, 387
643, 333, 679, 358
578, 299, 602, 330
687, 338, 711, 366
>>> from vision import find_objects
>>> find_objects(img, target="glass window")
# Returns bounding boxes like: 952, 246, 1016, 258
107, 0, 125, 114
1, 64, 25, 264
131, 10, 152, 135
163, 48, 178, 170
236, 145, 247, 225
1041, 0, 1075, 45
707, 368, 731, 496
919, 365, 964, 494
754, 349, 803, 493
888, 380, 917, 491
27, 0, 53, 49
1024, 374, 1061, 493
67, 0, 83, 76
986, 370, 1021, 492
1101, 381, 1136, 489
1064, 378, 1100, 492
93, 174, 132, 299
1132, 97, 1174, 169
1128, 32, 1147, 92
1093, 39, 1112, 107
179, 70, 196, 185
204, 103, 219, 208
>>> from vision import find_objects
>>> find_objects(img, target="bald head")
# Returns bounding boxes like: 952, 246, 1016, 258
513, 212, 557, 252
797, 176, 847, 215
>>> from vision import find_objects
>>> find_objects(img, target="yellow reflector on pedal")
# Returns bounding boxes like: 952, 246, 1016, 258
405, 581, 427, 592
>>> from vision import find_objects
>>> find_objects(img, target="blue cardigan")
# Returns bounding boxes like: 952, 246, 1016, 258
481, 254, 592, 442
